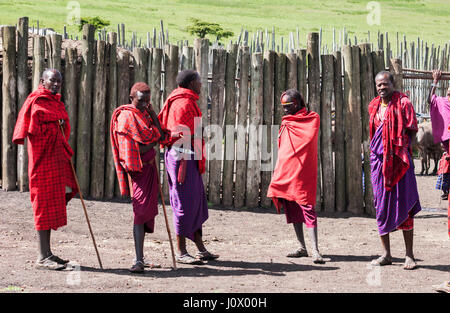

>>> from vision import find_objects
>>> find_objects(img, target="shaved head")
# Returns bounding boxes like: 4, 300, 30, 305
375, 71, 394, 84
40, 68, 62, 94
42, 69, 62, 80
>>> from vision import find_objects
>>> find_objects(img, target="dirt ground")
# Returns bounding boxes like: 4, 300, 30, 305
0, 159, 448, 294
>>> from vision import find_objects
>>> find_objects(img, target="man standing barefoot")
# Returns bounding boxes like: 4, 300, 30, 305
368, 71, 421, 270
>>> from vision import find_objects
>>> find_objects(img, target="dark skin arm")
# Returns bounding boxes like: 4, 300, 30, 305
427, 69, 440, 106
138, 107, 165, 155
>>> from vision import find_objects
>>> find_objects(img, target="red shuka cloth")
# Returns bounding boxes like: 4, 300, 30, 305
157, 87, 206, 174
369, 91, 418, 191
12, 85, 78, 231
267, 108, 320, 212
437, 152, 450, 175
110, 104, 162, 196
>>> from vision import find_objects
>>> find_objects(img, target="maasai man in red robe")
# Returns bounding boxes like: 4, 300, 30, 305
158, 69, 218, 265
12, 69, 78, 270
111, 82, 169, 273
267, 89, 325, 264
369, 71, 421, 270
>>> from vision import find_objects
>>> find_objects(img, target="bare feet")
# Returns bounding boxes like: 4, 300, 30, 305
403, 255, 417, 270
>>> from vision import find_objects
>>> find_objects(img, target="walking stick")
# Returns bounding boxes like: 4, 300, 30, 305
155, 165, 177, 270
59, 121, 103, 269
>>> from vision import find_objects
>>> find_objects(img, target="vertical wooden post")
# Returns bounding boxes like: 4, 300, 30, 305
333, 51, 346, 212
194, 38, 210, 127
115, 50, 131, 198
261, 50, 275, 208
389, 58, 403, 92
307, 32, 322, 210
181, 46, 194, 71
17, 18, 30, 192
222, 44, 238, 207
90, 40, 107, 199
209, 48, 227, 205
76, 24, 95, 196
372, 51, 385, 76
320, 54, 335, 212
32, 36, 46, 90
104, 32, 118, 199
164, 44, 179, 97
246, 53, 263, 208
63, 47, 78, 161
2, 26, 17, 191
286, 52, 298, 90
343, 45, 363, 214
149, 48, 163, 112
273, 53, 287, 126
359, 43, 376, 216
234, 46, 250, 208
46, 34, 62, 71
297, 49, 307, 100
133, 47, 148, 83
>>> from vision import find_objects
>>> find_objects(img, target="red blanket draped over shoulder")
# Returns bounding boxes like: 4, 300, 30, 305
110, 104, 163, 196
157, 87, 206, 174
12, 85, 78, 231
267, 108, 320, 212
369, 91, 418, 191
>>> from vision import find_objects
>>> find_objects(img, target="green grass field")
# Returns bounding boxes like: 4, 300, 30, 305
1, 0, 449, 49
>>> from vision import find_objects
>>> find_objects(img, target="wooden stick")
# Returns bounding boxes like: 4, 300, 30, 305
155, 165, 177, 270
59, 122, 103, 270
387, 67, 450, 76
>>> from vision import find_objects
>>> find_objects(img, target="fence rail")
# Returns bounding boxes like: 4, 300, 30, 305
1, 17, 450, 216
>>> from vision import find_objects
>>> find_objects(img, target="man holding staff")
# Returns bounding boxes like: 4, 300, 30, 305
158, 70, 219, 265
110, 82, 169, 273
368, 71, 421, 270
267, 89, 325, 264
12, 69, 78, 270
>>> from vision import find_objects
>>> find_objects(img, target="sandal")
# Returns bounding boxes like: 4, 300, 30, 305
36, 256, 67, 271
129, 260, 145, 273
371, 256, 392, 266
176, 253, 204, 265
49, 254, 70, 265
286, 248, 308, 258
312, 252, 326, 264
142, 258, 161, 268
195, 251, 219, 261
432, 281, 450, 293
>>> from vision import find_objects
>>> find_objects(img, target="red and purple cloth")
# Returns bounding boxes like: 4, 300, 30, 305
12, 85, 78, 231
370, 120, 421, 235
158, 87, 209, 240
369, 91, 418, 191
158, 87, 206, 174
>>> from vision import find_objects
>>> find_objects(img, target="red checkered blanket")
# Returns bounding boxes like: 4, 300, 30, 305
12, 85, 78, 230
